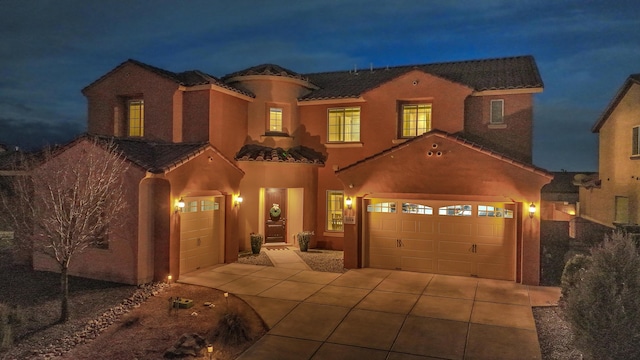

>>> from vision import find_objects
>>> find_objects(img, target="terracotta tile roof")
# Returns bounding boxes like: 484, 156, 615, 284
336, 129, 552, 178
223, 64, 307, 81
235, 144, 325, 165
592, 73, 640, 132
102, 136, 213, 173
82, 59, 254, 98
300, 55, 543, 100
542, 171, 594, 194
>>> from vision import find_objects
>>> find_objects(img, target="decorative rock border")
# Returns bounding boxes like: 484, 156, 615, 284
32, 282, 169, 359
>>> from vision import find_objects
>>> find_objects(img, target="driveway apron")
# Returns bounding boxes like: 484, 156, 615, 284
179, 257, 557, 359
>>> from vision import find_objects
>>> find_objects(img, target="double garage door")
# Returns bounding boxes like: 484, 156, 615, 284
179, 196, 224, 275
366, 199, 516, 281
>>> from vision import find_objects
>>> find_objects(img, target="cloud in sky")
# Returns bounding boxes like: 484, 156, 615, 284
1, 0, 639, 170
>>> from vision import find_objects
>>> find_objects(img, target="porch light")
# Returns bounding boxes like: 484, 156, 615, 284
234, 195, 243, 207
529, 203, 536, 218
345, 197, 353, 209
175, 198, 185, 213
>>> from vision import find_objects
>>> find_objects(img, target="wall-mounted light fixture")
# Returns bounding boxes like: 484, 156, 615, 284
345, 197, 353, 209
234, 194, 243, 207
175, 197, 185, 213
529, 203, 536, 218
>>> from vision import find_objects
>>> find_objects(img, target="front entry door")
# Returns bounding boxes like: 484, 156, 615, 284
265, 188, 287, 243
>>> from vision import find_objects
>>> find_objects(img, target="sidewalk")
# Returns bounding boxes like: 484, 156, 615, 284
262, 246, 312, 271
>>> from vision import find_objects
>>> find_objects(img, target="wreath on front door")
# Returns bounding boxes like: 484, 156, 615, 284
269, 204, 281, 220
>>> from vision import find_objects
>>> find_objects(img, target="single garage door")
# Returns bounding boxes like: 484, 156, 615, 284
366, 199, 516, 281
180, 196, 224, 274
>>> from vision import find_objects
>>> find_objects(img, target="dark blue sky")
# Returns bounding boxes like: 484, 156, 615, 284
1, 0, 639, 171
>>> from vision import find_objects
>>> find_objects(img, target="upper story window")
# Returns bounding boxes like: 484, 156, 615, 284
127, 99, 144, 137
328, 107, 360, 142
490, 99, 504, 124
632, 126, 640, 156
401, 104, 431, 138
269, 107, 283, 133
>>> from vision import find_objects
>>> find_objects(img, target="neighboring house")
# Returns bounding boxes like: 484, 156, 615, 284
578, 74, 640, 237
32, 55, 552, 285
541, 171, 586, 222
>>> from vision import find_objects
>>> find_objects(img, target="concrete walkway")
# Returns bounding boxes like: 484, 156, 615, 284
262, 246, 312, 270
179, 263, 560, 360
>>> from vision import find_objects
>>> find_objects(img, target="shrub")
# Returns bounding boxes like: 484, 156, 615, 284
0, 303, 23, 351
249, 233, 263, 254
296, 231, 313, 252
560, 253, 592, 298
213, 311, 251, 346
565, 231, 640, 359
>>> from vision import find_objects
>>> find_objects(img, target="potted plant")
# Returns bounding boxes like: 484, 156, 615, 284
250, 233, 263, 254
296, 231, 314, 252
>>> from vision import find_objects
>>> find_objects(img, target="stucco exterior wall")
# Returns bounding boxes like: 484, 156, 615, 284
84, 63, 181, 141
336, 133, 551, 284
581, 83, 640, 226
209, 90, 249, 161
464, 93, 534, 163
237, 162, 318, 251
32, 141, 145, 284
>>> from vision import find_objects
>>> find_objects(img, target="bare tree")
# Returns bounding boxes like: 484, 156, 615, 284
1, 139, 128, 322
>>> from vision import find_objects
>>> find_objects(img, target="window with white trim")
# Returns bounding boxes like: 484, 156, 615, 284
632, 126, 640, 156
401, 104, 432, 138
328, 107, 360, 142
327, 191, 344, 231
490, 99, 504, 124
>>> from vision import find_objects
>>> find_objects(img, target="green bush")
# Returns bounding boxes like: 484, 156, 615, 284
565, 231, 640, 359
560, 253, 592, 298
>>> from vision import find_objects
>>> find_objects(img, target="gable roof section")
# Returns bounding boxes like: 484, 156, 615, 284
223, 63, 307, 81
337, 129, 552, 178
592, 73, 640, 132
235, 144, 325, 165
300, 55, 543, 101
82, 59, 254, 98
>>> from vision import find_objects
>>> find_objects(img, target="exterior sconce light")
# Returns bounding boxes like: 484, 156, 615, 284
234, 195, 243, 207
529, 203, 536, 218
345, 197, 353, 209
175, 197, 185, 213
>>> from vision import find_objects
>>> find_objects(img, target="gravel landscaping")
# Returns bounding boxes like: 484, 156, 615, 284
2, 249, 580, 359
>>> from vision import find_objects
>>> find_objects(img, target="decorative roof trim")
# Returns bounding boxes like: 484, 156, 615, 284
336, 130, 553, 179
297, 97, 366, 106
163, 145, 244, 175
225, 74, 318, 89
471, 87, 543, 96
183, 84, 255, 101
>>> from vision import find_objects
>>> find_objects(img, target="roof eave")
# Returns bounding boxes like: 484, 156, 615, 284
592, 76, 640, 133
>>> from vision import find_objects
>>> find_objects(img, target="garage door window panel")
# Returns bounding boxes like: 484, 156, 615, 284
402, 203, 433, 215
438, 205, 472, 216
367, 202, 396, 213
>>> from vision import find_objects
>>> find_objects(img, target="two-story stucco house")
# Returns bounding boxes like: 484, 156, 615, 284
578, 74, 640, 235
32, 55, 552, 285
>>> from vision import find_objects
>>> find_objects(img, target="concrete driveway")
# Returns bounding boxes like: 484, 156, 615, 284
179, 263, 558, 359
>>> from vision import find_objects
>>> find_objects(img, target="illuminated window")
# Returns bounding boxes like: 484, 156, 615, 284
127, 99, 144, 137
201, 200, 219, 211
401, 104, 431, 138
633, 126, 640, 156
328, 107, 360, 142
327, 191, 344, 231
184, 200, 198, 213
269, 107, 283, 132
402, 203, 433, 215
490, 99, 504, 124
367, 202, 397, 213
438, 205, 472, 216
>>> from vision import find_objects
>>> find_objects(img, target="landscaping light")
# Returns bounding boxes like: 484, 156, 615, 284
207, 344, 213, 359
529, 203, 536, 218
167, 274, 172, 283
345, 197, 352, 209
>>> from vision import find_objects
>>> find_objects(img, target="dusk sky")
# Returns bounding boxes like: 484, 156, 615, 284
1, 0, 639, 171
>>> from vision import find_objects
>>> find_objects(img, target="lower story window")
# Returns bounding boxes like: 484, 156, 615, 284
327, 191, 344, 231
